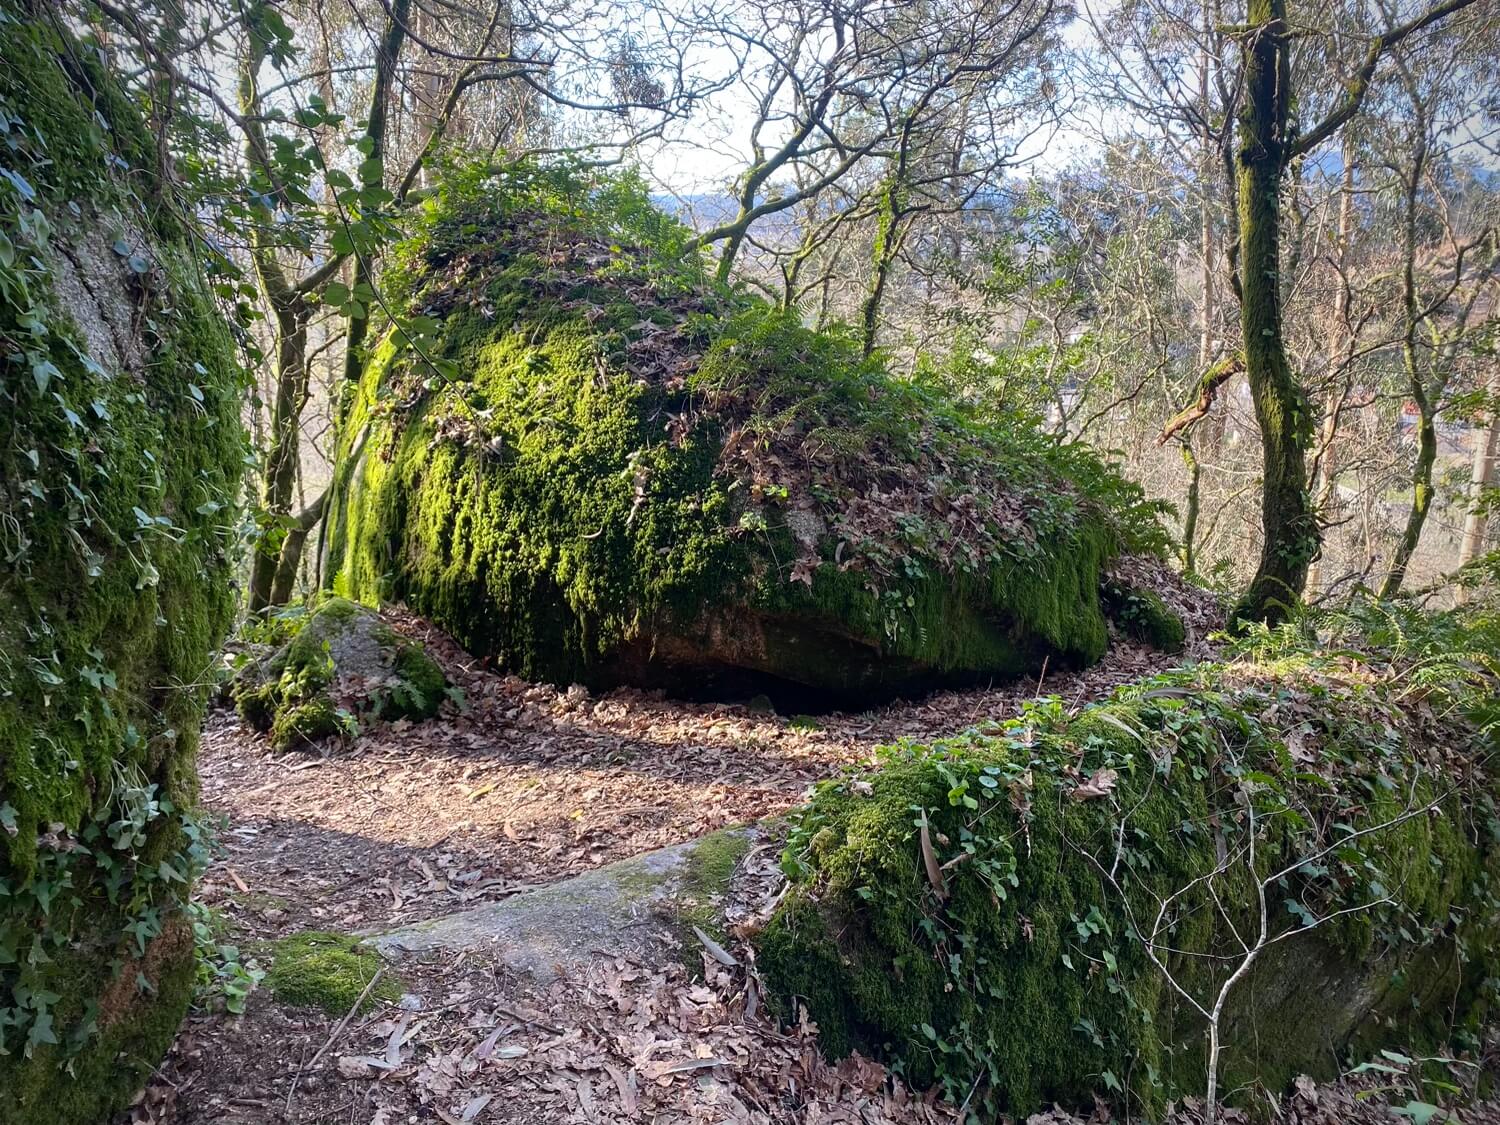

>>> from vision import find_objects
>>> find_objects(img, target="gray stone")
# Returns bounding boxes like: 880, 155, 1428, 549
366, 829, 752, 982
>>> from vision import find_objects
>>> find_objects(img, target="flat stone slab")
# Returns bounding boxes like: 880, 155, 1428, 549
366, 828, 751, 982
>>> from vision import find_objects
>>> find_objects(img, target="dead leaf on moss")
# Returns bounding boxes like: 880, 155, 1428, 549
1070, 768, 1118, 800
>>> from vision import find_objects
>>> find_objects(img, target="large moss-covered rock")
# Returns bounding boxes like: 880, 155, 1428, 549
756, 605, 1500, 1118
0, 10, 244, 1122
325, 165, 1174, 706
232, 597, 447, 750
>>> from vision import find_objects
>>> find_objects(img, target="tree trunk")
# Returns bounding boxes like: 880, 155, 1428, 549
1455, 370, 1499, 601
248, 299, 311, 613
269, 489, 331, 607
860, 180, 903, 357
1181, 441, 1202, 574
1231, 0, 1317, 626
337, 0, 411, 389
1379, 410, 1437, 598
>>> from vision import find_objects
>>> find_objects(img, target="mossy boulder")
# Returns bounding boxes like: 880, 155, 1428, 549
324, 164, 1176, 708
233, 598, 447, 750
0, 10, 245, 1123
756, 606, 1500, 1118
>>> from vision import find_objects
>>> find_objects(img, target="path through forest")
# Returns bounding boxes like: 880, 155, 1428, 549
120, 612, 1455, 1125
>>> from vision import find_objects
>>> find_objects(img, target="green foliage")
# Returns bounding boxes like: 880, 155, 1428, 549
263, 931, 399, 1015
188, 901, 265, 1016
0, 8, 247, 1119
327, 161, 1176, 697
758, 603, 1500, 1119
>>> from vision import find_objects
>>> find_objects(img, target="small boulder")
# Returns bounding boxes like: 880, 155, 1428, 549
233, 599, 447, 749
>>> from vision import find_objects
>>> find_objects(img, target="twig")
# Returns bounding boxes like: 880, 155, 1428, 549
285, 966, 387, 1118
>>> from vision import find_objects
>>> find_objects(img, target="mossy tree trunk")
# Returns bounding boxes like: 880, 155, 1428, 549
1377, 60, 1499, 599
1230, 0, 1316, 626
1228, 0, 1479, 623
1456, 368, 1499, 600
238, 0, 414, 615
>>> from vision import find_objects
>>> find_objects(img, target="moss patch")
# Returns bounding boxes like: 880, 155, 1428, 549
757, 603, 1500, 1119
672, 827, 753, 944
263, 931, 401, 1015
325, 161, 1176, 705
1103, 581, 1187, 652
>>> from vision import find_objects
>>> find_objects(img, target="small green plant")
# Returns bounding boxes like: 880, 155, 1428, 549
1347, 1049, 1478, 1124
187, 902, 264, 1016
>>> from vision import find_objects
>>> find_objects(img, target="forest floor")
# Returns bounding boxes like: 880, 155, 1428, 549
119, 611, 1498, 1125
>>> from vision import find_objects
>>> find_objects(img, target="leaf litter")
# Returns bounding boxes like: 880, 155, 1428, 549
143, 604, 1500, 1122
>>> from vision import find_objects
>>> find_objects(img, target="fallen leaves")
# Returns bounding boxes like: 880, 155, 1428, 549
1069, 768, 1119, 801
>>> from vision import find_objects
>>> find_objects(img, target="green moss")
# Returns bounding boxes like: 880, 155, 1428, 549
675, 828, 753, 942
326, 164, 1171, 700
757, 608, 1500, 1118
0, 7, 246, 1121
263, 931, 401, 1015
383, 632, 447, 719
270, 699, 347, 751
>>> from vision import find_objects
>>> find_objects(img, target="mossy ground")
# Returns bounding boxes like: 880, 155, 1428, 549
757, 603, 1500, 1120
232, 596, 447, 750
1103, 582, 1187, 652
263, 931, 401, 1015
0, 6, 246, 1122
325, 162, 1176, 702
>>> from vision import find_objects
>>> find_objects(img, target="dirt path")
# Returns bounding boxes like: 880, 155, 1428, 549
122, 614, 1176, 1125
196, 613, 1172, 941
119, 613, 1500, 1125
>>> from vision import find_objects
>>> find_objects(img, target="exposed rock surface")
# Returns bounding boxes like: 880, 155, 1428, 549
369, 828, 756, 982
325, 166, 1180, 709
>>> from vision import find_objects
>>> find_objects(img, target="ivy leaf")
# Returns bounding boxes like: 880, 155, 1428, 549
323, 281, 350, 307
25, 1010, 57, 1053
1391, 1102, 1449, 1125
1285, 898, 1316, 928
1, 166, 36, 201
31, 357, 60, 393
